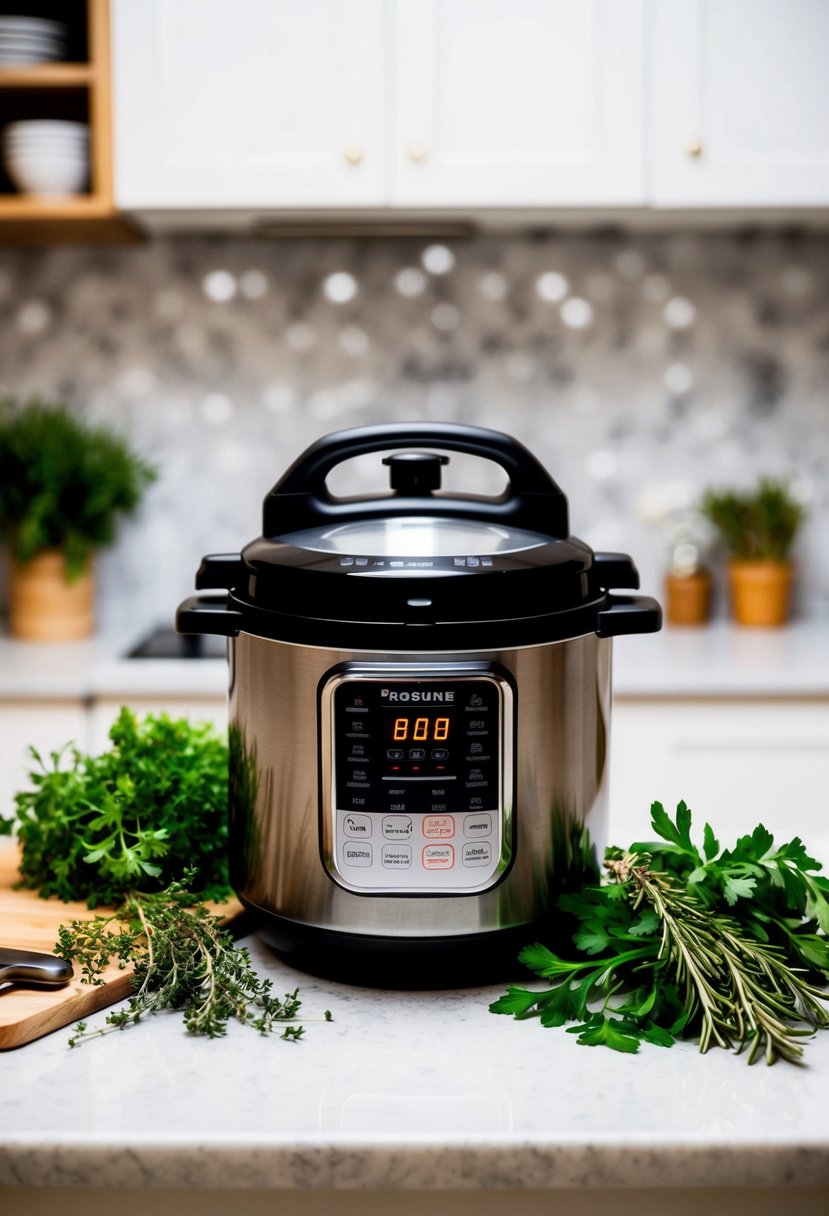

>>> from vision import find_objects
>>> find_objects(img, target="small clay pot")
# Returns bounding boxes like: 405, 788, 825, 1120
9, 550, 94, 641
665, 568, 712, 626
728, 560, 793, 628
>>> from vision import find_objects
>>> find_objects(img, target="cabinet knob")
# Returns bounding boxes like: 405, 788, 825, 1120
684, 134, 703, 158
343, 144, 364, 166
407, 140, 429, 164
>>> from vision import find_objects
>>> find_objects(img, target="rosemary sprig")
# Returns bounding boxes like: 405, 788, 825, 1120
492, 803, 829, 1064
617, 853, 829, 1064
56, 875, 307, 1046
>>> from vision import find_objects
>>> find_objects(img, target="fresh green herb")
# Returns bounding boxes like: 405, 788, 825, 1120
491, 802, 829, 1064
0, 396, 156, 579
700, 479, 804, 562
1, 708, 230, 906
56, 873, 304, 1046
4, 711, 321, 1046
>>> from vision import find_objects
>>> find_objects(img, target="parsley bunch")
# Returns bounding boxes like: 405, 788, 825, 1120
491, 802, 829, 1064
1, 707, 230, 905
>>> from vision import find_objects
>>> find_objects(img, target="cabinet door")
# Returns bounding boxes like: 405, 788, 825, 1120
0, 702, 89, 823
392, 0, 645, 206
610, 700, 829, 859
112, 0, 386, 208
652, 0, 829, 206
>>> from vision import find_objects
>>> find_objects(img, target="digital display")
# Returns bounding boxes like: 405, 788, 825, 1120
326, 669, 511, 894
388, 715, 451, 742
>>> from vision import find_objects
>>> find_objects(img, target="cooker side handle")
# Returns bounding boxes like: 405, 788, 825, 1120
176, 594, 243, 637
595, 595, 662, 638
262, 422, 569, 537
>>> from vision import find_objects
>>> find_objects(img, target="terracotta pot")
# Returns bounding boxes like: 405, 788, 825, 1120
728, 560, 793, 628
665, 568, 713, 626
8, 550, 94, 641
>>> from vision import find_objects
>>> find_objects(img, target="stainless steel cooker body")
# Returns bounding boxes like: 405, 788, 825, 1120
229, 629, 611, 941
178, 422, 660, 980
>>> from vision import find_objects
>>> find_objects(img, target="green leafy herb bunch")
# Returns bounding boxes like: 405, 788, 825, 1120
2, 707, 231, 906
700, 479, 804, 563
491, 802, 829, 1064
0, 395, 156, 579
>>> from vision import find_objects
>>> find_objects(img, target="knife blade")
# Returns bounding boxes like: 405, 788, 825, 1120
0, 947, 74, 990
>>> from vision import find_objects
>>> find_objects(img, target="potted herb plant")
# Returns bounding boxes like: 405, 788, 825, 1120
0, 397, 156, 641
700, 478, 805, 627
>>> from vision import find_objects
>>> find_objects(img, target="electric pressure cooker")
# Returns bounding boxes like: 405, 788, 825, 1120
177, 423, 661, 984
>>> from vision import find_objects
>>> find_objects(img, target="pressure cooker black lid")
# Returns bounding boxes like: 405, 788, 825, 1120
177, 423, 661, 650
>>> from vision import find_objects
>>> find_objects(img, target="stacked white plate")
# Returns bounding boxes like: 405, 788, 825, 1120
0, 16, 67, 65
3, 120, 89, 196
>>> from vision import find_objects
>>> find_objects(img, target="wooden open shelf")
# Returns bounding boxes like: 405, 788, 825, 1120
0, 0, 140, 243
0, 63, 94, 88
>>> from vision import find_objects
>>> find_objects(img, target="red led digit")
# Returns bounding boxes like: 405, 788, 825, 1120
393, 718, 408, 741
434, 717, 450, 741
413, 717, 428, 742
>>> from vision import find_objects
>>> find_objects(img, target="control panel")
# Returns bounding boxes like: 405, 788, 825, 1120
319, 665, 514, 894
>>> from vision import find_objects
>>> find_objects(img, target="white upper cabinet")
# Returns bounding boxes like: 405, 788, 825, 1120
392, 0, 646, 206
111, 0, 829, 215
111, 0, 386, 208
652, 0, 829, 206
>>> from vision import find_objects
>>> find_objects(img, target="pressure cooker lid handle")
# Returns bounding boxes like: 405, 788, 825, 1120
263, 422, 569, 537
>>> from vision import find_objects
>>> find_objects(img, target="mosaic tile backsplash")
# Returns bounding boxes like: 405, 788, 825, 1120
0, 229, 827, 633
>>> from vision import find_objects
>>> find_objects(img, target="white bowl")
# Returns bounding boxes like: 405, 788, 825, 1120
0, 49, 63, 65
0, 17, 65, 36
5, 148, 87, 167
5, 154, 88, 196
4, 129, 88, 141
3, 146, 88, 162
0, 29, 63, 42
0, 37, 64, 51
4, 137, 90, 153
4, 120, 88, 139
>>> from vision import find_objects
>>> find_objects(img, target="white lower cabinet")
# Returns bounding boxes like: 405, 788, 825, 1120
88, 697, 227, 755
610, 699, 829, 856
0, 701, 89, 822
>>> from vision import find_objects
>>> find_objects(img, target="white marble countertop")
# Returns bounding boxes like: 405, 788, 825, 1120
614, 616, 829, 698
1, 617, 828, 702
1, 891, 828, 1193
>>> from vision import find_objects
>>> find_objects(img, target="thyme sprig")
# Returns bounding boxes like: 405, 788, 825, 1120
56, 874, 307, 1046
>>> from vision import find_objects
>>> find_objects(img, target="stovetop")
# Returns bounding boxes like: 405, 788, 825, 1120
125, 627, 227, 660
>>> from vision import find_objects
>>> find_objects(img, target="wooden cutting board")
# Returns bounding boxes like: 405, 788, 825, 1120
0, 839, 244, 1050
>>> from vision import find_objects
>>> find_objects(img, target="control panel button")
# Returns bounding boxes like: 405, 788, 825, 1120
464, 813, 492, 838
423, 844, 454, 869
408, 748, 426, 760
386, 748, 404, 760
423, 814, 455, 839
382, 845, 412, 869
343, 842, 373, 867
383, 815, 413, 839
343, 813, 372, 838
462, 842, 492, 867
431, 748, 449, 760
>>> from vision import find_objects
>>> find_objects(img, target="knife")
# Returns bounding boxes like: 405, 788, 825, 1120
0, 947, 74, 990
